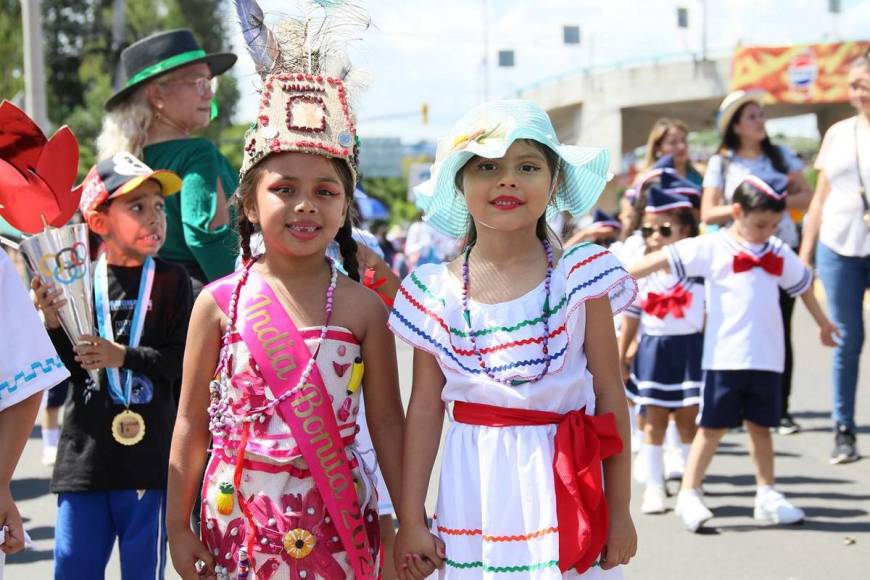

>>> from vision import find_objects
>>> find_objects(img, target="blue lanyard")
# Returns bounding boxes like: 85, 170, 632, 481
94, 255, 155, 407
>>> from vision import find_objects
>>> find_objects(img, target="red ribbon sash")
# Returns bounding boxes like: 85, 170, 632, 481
732, 251, 783, 276
640, 283, 692, 319
213, 270, 375, 578
452, 401, 623, 574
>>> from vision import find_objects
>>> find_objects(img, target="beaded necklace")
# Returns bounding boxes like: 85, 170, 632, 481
208, 256, 338, 435
461, 239, 555, 387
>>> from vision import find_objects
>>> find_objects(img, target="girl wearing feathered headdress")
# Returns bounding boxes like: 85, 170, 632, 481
166, 3, 404, 578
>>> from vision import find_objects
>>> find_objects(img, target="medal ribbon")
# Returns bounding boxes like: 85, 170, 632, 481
94, 254, 155, 407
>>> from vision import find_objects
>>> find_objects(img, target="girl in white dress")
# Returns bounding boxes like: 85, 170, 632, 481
389, 100, 638, 579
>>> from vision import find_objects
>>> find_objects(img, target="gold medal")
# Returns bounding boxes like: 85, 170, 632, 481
111, 410, 146, 446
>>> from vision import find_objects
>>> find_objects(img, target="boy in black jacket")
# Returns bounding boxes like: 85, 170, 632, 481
34, 153, 192, 579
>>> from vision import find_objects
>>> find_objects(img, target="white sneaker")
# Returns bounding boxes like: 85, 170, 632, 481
754, 489, 804, 525
663, 446, 685, 480
641, 485, 667, 514
41, 445, 57, 467
675, 490, 713, 532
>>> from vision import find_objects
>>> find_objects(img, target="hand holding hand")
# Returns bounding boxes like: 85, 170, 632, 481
395, 524, 445, 580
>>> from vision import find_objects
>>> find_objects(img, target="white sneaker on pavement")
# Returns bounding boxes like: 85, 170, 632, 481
675, 489, 713, 532
641, 485, 667, 514
754, 489, 804, 525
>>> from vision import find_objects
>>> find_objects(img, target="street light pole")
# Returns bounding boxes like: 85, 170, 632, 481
482, 0, 490, 101
20, 0, 48, 130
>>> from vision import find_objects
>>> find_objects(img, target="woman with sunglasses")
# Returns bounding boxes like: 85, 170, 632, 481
618, 187, 703, 515
701, 91, 812, 436
97, 29, 238, 294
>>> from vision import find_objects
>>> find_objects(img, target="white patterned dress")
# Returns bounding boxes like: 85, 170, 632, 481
389, 243, 637, 579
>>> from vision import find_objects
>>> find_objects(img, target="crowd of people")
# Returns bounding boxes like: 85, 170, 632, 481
0, 13, 867, 580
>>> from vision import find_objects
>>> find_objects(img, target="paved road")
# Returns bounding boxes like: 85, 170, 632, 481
6, 306, 869, 579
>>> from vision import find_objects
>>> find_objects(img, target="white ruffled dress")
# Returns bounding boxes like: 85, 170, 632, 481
389, 243, 637, 579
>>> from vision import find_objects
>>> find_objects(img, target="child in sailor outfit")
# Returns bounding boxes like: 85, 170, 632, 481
618, 187, 703, 515
630, 174, 838, 532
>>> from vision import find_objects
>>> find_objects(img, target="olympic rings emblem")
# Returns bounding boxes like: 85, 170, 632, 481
39, 242, 88, 285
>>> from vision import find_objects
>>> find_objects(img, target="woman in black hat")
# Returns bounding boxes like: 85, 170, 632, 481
97, 29, 238, 293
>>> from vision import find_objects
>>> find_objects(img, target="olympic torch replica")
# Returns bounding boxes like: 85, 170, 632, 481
0, 100, 99, 387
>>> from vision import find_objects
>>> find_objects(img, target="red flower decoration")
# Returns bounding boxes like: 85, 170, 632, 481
202, 517, 246, 574
230, 360, 274, 436
248, 489, 346, 579
0, 100, 80, 233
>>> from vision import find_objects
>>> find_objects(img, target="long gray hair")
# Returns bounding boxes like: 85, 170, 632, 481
96, 86, 154, 159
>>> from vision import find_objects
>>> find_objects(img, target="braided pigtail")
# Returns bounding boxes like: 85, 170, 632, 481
237, 213, 256, 262
335, 215, 360, 282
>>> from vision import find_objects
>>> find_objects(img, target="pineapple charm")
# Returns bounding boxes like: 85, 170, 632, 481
216, 482, 235, 515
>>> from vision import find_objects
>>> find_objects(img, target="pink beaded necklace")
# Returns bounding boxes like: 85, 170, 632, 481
208, 257, 338, 435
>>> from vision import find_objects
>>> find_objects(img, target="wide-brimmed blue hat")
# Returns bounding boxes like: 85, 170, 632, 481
413, 100, 611, 238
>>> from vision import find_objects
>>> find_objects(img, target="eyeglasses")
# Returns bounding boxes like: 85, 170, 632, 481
159, 76, 217, 97
640, 223, 674, 238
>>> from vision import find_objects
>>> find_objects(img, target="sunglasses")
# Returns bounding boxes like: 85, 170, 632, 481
640, 223, 674, 238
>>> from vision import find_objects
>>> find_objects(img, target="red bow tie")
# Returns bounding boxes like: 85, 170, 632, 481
641, 283, 693, 319
733, 251, 784, 276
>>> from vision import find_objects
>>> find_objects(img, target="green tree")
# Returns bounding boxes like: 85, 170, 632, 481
0, 0, 23, 101
5, 0, 241, 176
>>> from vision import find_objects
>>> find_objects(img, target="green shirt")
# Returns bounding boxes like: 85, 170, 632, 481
143, 139, 239, 282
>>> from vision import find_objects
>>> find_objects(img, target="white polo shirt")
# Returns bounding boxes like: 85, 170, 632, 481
665, 231, 812, 372
0, 250, 70, 411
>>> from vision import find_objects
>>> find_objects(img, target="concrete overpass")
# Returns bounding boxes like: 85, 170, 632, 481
520, 56, 854, 174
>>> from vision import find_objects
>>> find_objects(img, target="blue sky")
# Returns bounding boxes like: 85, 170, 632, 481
227, 0, 870, 141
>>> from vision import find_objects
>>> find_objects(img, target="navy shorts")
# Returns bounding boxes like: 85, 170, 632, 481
699, 370, 783, 429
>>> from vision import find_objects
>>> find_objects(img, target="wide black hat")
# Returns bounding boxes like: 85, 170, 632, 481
105, 28, 237, 111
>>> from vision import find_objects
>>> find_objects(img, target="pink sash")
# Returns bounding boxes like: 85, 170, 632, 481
210, 270, 375, 579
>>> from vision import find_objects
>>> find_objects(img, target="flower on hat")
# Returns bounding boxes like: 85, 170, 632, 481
451, 124, 503, 152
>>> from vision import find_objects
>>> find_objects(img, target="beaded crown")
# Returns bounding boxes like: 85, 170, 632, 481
235, 1, 369, 183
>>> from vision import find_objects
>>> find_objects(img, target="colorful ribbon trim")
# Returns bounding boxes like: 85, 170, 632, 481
453, 401, 623, 574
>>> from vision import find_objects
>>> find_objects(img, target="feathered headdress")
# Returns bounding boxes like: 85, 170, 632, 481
234, 0, 370, 183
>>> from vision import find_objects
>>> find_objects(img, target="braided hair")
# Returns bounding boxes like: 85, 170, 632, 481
233, 164, 265, 263
329, 159, 360, 282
